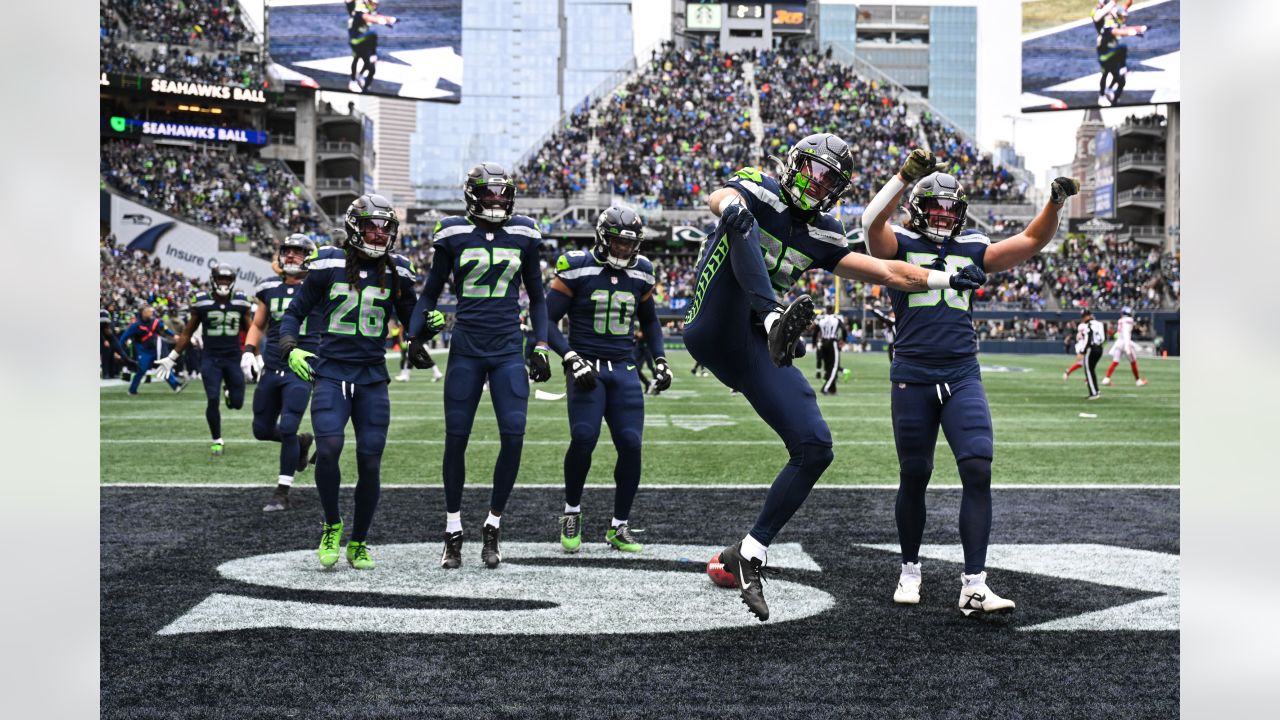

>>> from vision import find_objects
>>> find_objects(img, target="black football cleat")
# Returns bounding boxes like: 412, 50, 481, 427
719, 541, 770, 621
296, 432, 314, 473
262, 485, 290, 513
481, 524, 502, 569
767, 296, 815, 368
440, 531, 463, 569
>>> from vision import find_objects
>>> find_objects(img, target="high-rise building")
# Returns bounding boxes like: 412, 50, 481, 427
411, 0, 635, 202
358, 97, 418, 210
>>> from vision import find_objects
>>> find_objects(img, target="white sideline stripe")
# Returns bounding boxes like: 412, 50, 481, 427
102, 483, 1180, 490
99, 438, 1178, 447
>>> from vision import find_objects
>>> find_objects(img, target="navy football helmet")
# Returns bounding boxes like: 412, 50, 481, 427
908, 172, 969, 244
211, 265, 237, 297
344, 194, 399, 259
594, 206, 644, 269
279, 233, 317, 277
780, 133, 854, 214
464, 162, 516, 223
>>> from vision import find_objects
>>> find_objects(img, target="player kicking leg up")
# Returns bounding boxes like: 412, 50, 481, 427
864, 148, 1081, 615
243, 235, 322, 512
408, 163, 551, 569
544, 207, 673, 553
279, 195, 419, 570
688, 134, 987, 621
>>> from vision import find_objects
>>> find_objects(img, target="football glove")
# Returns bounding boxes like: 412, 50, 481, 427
651, 357, 673, 394
900, 148, 944, 183
721, 200, 756, 237
420, 309, 446, 340
562, 351, 598, 391
949, 264, 987, 292
286, 349, 317, 382
153, 350, 180, 381
1050, 176, 1081, 205
240, 349, 263, 382
529, 346, 552, 383
407, 337, 435, 369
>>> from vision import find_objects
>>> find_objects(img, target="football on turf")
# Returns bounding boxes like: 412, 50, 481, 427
707, 553, 738, 588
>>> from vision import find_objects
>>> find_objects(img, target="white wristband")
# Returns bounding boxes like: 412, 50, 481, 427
926, 270, 952, 290
563, 350, 580, 361
862, 175, 906, 227
166, 350, 180, 362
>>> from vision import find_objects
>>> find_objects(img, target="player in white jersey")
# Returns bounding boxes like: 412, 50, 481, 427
1102, 306, 1148, 386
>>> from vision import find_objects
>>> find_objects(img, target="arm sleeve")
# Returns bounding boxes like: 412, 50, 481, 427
522, 244, 548, 345
409, 245, 451, 337
636, 295, 666, 359
544, 288, 572, 357
281, 270, 324, 340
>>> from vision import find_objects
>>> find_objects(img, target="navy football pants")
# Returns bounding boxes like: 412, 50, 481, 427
441, 352, 530, 514
310, 377, 390, 543
890, 376, 994, 574
201, 354, 245, 439
252, 369, 313, 477
563, 359, 645, 522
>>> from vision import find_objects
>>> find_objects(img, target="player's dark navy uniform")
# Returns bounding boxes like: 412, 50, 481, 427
410, 214, 549, 518
252, 278, 324, 478
281, 244, 418, 544
683, 167, 851, 546
886, 224, 994, 574
191, 289, 252, 433
547, 249, 663, 527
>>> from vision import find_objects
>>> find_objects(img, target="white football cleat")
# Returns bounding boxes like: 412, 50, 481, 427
1101, 376, 1112, 386
958, 572, 1016, 617
395, 369, 411, 382
1061, 372, 1068, 381
894, 562, 922, 605
1136, 378, 1148, 387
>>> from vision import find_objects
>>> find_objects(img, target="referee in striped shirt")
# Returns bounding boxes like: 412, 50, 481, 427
816, 309, 847, 395
1076, 309, 1106, 400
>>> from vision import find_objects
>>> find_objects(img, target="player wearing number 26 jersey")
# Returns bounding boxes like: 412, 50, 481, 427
863, 148, 1081, 616
279, 194, 418, 570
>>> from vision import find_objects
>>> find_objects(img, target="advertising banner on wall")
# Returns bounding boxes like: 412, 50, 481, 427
109, 194, 276, 288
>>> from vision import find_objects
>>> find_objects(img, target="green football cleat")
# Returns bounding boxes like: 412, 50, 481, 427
560, 512, 583, 553
346, 541, 375, 570
318, 521, 343, 568
210, 441, 224, 457
605, 524, 642, 553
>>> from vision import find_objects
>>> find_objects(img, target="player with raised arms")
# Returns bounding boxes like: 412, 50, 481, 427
241, 234, 324, 513
688, 133, 988, 621
278, 194, 418, 570
154, 265, 252, 456
862, 148, 1080, 616
407, 162, 551, 570
544, 206, 672, 554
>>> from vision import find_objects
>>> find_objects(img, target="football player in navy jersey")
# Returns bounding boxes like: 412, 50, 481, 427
279, 194, 419, 570
863, 148, 1079, 616
689, 133, 987, 621
544, 206, 672, 554
155, 265, 253, 456
241, 234, 323, 513
407, 163, 551, 570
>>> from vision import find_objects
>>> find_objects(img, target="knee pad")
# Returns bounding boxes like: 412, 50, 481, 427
613, 429, 643, 455
251, 417, 275, 441
569, 425, 600, 446
277, 410, 303, 437
792, 443, 834, 475
316, 436, 345, 464
356, 426, 388, 456
957, 458, 992, 491
899, 454, 934, 484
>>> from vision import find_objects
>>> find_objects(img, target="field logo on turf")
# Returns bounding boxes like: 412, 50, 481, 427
158, 542, 834, 636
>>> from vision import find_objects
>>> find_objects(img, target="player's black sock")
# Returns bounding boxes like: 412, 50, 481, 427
489, 433, 524, 512
350, 452, 382, 542
957, 457, 993, 575
727, 224, 783, 318
278, 431, 299, 478
895, 458, 932, 563
612, 439, 642, 521
206, 399, 221, 439
564, 435, 597, 507
748, 442, 834, 544
443, 433, 469, 513
314, 436, 344, 525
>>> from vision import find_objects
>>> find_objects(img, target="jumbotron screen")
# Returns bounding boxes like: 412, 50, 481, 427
1021, 0, 1179, 112
267, 0, 461, 102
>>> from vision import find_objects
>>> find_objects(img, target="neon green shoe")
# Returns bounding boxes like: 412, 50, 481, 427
560, 512, 582, 553
605, 524, 642, 553
318, 521, 343, 568
210, 441, 224, 457
346, 541, 375, 570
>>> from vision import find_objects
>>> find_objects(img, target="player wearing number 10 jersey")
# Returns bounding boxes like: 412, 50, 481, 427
279, 194, 418, 570
863, 148, 1080, 616
154, 265, 252, 457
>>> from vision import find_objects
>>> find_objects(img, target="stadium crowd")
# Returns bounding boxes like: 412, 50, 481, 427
105, 0, 255, 48
100, 233, 201, 320
100, 1, 264, 87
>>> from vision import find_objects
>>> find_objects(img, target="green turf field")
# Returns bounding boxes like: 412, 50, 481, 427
99, 351, 1179, 486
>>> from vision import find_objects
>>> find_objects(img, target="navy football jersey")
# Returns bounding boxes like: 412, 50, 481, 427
415, 214, 544, 357
280, 246, 418, 384
254, 278, 324, 372
886, 225, 989, 383
685, 168, 850, 326
191, 290, 252, 357
554, 250, 656, 362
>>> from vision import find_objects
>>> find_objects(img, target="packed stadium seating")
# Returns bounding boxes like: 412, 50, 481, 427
100, 233, 202, 319
100, 0, 264, 87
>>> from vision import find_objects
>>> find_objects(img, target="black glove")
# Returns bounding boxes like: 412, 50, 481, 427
1050, 176, 1081, 205
407, 337, 434, 369
722, 200, 755, 236
793, 339, 807, 360
949, 264, 987, 292
277, 334, 298, 363
651, 357, 672, 393
562, 351, 598, 391
528, 347, 552, 383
